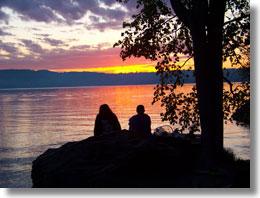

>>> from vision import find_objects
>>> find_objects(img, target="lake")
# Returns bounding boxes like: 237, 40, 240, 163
0, 84, 250, 187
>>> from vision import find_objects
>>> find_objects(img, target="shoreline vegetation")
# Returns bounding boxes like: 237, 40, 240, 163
232, 100, 250, 126
31, 131, 250, 188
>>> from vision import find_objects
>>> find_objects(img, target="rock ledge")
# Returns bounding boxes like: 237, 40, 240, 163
31, 131, 249, 188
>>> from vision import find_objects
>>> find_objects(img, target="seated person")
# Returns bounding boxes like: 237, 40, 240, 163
129, 105, 151, 137
94, 104, 121, 136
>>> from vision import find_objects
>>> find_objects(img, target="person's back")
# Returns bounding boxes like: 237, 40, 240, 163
129, 105, 151, 137
94, 104, 121, 136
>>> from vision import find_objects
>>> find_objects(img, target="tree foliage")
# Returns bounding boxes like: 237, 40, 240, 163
114, 0, 250, 133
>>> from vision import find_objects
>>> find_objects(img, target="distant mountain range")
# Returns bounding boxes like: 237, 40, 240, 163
0, 69, 249, 89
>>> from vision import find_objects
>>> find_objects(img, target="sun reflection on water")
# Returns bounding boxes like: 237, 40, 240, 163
0, 84, 250, 187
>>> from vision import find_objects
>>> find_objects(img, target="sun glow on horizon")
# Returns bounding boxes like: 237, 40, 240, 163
50, 57, 238, 74
51, 64, 157, 74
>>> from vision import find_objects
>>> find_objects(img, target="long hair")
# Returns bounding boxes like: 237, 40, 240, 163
98, 104, 115, 120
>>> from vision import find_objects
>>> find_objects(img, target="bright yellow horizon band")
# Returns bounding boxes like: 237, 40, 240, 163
51, 64, 157, 74
51, 58, 194, 74
50, 59, 235, 74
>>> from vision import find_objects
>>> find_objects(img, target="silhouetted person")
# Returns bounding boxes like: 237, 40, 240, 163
94, 104, 121, 136
129, 105, 151, 137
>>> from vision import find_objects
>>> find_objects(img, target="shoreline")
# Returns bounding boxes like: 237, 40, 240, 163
0, 83, 195, 91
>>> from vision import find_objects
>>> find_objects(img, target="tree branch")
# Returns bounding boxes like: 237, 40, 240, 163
181, 56, 193, 69
160, 15, 177, 27
169, 0, 191, 27
223, 13, 250, 26
223, 76, 234, 94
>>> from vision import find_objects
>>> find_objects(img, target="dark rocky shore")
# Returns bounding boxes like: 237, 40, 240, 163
31, 131, 249, 188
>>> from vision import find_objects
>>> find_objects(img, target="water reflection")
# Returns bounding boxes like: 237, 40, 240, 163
0, 84, 250, 187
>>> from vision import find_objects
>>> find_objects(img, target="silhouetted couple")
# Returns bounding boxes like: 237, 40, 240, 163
94, 104, 151, 137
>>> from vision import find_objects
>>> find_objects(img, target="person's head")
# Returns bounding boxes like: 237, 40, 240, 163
99, 104, 113, 118
136, 105, 145, 114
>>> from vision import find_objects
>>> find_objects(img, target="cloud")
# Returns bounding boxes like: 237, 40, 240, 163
0, 29, 12, 36
43, 38, 65, 46
0, 44, 148, 70
0, 0, 136, 31
20, 39, 44, 54
0, 0, 149, 70
87, 20, 122, 32
35, 33, 50, 37
70, 45, 91, 51
0, 9, 8, 21
0, 41, 20, 59
1, 0, 61, 23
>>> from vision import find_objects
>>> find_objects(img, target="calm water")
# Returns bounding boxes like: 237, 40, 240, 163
0, 84, 250, 187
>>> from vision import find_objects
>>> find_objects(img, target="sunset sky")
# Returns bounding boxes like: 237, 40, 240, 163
0, 0, 235, 74
0, 0, 158, 73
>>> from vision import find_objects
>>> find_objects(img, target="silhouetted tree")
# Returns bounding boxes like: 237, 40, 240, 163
115, 0, 249, 157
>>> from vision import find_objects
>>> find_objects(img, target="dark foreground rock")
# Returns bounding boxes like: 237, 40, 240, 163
31, 131, 249, 188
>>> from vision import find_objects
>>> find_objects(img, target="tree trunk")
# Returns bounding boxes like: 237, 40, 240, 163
170, 0, 226, 159
189, 1, 212, 155
207, 0, 225, 153
191, 0, 226, 156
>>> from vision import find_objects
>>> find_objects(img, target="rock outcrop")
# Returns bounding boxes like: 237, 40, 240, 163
31, 131, 249, 188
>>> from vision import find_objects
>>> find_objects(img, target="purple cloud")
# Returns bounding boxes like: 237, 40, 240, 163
0, 41, 20, 59
21, 39, 44, 54
0, 9, 8, 21
43, 38, 65, 46
87, 21, 122, 32
0, 0, 150, 70
0, 0, 137, 31
70, 45, 91, 51
0, 29, 12, 36
2, 0, 60, 23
